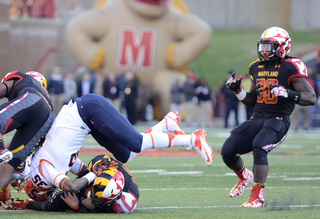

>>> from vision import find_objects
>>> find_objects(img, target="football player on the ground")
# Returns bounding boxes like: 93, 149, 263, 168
5, 154, 139, 213
221, 27, 316, 207
0, 71, 53, 202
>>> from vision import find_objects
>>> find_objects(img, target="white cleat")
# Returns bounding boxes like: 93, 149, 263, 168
0, 149, 13, 166
187, 129, 213, 166
143, 111, 185, 135
163, 111, 185, 135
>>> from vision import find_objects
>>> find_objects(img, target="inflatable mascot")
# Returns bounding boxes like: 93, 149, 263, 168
65, 0, 212, 118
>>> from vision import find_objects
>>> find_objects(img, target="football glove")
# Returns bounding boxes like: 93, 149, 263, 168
226, 72, 242, 93
270, 85, 288, 98
270, 85, 301, 103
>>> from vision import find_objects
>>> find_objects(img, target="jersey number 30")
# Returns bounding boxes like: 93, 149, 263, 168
256, 78, 278, 104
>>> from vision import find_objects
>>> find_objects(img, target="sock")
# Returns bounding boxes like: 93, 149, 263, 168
235, 166, 245, 174
254, 181, 265, 188
235, 166, 246, 179
126, 152, 138, 163
144, 120, 167, 133
141, 133, 191, 151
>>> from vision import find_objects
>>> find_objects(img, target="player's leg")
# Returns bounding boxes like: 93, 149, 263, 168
93, 126, 212, 165
143, 111, 185, 135
221, 119, 258, 198
80, 94, 213, 164
0, 94, 52, 198
92, 112, 213, 165
0, 97, 26, 165
241, 117, 290, 208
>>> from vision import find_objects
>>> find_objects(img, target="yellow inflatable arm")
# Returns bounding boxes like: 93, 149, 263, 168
94, 0, 189, 12
94, 0, 108, 8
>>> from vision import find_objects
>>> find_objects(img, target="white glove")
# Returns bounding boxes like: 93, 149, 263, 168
271, 86, 288, 98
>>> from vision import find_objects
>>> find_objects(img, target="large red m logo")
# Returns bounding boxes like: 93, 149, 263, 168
116, 26, 157, 71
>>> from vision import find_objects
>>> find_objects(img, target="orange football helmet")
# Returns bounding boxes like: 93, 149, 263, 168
24, 176, 53, 201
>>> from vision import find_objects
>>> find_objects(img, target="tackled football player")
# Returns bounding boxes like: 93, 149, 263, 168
221, 27, 316, 207
0, 71, 53, 202
7, 92, 212, 204
5, 154, 139, 213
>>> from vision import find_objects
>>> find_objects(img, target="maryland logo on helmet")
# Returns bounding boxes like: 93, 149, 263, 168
25, 71, 47, 89
91, 168, 125, 204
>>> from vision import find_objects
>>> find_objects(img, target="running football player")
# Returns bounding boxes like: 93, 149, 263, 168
0, 71, 53, 202
221, 27, 316, 207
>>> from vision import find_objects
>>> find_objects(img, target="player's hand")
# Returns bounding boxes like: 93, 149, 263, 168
61, 192, 80, 210
270, 85, 288, 98
226, 72, 242, 92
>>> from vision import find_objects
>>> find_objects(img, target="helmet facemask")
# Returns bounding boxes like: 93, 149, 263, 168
257, 39, 279, 62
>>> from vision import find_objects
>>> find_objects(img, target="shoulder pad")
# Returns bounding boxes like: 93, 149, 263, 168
1, 71, 21, 83
248, 59, 260, 69
284, 58, 307, 77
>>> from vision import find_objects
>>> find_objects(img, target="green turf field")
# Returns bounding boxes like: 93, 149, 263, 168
1, 127, 319, 218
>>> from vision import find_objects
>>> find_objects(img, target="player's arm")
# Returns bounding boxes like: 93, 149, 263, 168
225, 73, 256, 108
59, 172, 96, 192
241, 81, 257, 108
270, 77, 316, 106
291, 77, 316, 106
0, 80, 13, 99
41, 161, 96, 193
70, 158, 87, 175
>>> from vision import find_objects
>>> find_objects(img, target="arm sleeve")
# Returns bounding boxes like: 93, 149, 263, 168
40, 160, 69, 188
70, 158, 84, 175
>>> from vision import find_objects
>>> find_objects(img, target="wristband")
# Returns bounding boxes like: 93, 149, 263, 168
235, 88, 246, 100
72, 203, 81, 211
287, 89, 301, 104
82, 172, 96, 185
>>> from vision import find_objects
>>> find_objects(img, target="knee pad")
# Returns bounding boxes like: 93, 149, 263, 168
221, 137, 239, 166
253, 147, 268, 165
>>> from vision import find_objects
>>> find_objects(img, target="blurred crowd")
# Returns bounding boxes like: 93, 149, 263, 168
10, 0, 55, 19
48, 66, 216, 127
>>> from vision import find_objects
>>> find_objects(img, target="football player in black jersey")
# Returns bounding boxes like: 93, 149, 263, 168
5, 154, 139, 213
0, 71, 53, 202
221, 27, 316, 207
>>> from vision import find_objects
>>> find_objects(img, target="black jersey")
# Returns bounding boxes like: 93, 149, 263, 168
2, 71, 52, 110
248, 58, 307, 116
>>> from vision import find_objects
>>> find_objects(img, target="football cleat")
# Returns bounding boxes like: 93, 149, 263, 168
241, 184, 265, 208
1, 198, 32, 210
163, 111, 185, 135
229, 167, 253, 198
186, 129, 213, 166
0, 149, 13, 166
143, 111, 185, 135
